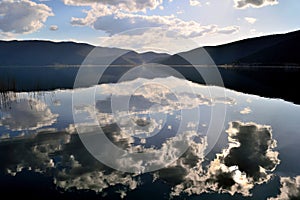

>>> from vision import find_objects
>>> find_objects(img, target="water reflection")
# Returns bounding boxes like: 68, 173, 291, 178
0, 98, 58, 131
269, 176, 300, 200
0, 77, 300, 199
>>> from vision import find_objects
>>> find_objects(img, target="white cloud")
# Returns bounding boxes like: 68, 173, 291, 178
73, 76, 228, 172
0, 31, 16, 40
63, 0, 163, 12
95, 77, 235, 107
234, 0, 278, 9
0, 128, 140, 198
71, 7, 239, 38
250, 28, 257, 34
189, 0, 201, 7
0, 133, 10, 139
55, 167, 140, 194
0, 0, 53, 34
49, 25, 59, 31
268, 176, 300, 200
1, 129, 70, 176
97, 26, 237, 53
67, 1, 239, 53
176, 10, 184, 14
244, 17, 257, 24
240, 107, 252, 114
0, 98, 58, 131
217, 26, 240, 34
170, 121, 280, 197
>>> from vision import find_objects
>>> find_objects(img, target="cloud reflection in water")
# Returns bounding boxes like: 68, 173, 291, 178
0, 76, 293, 198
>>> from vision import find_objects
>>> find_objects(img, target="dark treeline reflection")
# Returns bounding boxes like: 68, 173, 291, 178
1, 66, 300, 104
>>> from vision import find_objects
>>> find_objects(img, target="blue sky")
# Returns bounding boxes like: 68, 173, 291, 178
0, 0, 299, 53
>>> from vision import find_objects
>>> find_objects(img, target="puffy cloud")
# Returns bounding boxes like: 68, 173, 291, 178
0, 128, 140, 198
0, 0, 53, 34
0, 31, 16, 39
169, 121, 280, 197
189, 0, 201, 6
95, 77, 235, 109
63, 0, 163, 12
73, 76, 224, 173
96, 24, 238, 53
244, 17, 257, 24
98, 28, 198, 53
234, 0, 278, 9
206, 121, 279, 195
49, 25, 58, 31
87, 13, 173, 36
0, 98, 58, 131
71, 6, 239, 38
0, 129, 70, 176
240, 107, 252, 114
216, 26, 240, 34
74, 119, 206, 173
0, 133, 10, 139
68, 1, 238, 52
268, 176, 300, 200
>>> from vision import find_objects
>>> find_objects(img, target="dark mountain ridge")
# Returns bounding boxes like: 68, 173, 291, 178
0, 40, 169, 66
1, 30, 300, 66
1, 30, 300, 104
160, 29, 300, 66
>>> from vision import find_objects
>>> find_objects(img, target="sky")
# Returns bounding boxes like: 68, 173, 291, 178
0, 0, 299, 53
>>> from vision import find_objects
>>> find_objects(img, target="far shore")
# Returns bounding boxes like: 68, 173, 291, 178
1, 65, 300, 104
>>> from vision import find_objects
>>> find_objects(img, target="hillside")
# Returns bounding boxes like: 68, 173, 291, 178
0, 40, 168, 66
160, 30, 300, 66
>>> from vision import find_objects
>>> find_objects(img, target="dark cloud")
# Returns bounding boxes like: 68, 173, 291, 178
234, 0, 278, 9
0, 130, 70, 175
163, 121, 280, 197
224, 121, 279, 181
0, 129, 140, 198
49, 25, 58, 31
206, 121, 279, 195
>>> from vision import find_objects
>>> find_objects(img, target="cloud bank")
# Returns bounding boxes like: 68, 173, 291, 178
0, 0, 53, 34
63, 0, 163, 12
71, 6, 239, 38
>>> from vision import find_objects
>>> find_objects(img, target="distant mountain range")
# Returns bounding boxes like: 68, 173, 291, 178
0, 40, 168, 66
1, 30, 300, 104
160, 29, 300, 66
0, 29, 299, 66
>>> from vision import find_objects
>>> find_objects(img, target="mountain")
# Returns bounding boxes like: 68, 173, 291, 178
160, 30, 300, 66
0, 40, 169, 66
1, 30, 299, 66
1, 31, 300, 103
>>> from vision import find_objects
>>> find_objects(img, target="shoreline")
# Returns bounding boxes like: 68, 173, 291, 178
1, 66, 299, 105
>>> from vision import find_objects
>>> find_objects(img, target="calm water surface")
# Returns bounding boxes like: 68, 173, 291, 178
0, 77, 300, 199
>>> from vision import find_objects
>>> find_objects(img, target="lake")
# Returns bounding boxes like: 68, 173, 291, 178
1, 66, 300, 104
1, 75, 300, 199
